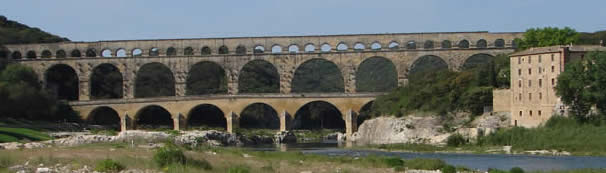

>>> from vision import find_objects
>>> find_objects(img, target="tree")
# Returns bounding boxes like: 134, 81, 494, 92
515, 27, 579, 50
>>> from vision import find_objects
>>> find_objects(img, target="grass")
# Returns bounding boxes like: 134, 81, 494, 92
292, 129, 342, 141
234, 128, 277, 137
0, 127, 51, 143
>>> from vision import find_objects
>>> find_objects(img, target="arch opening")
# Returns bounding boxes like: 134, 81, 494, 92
41, 50, 51, 58
71, 49, 81, 57
218, 46, 229, 54
56, 50, 66, 58
494, 39, 505, 48
288, 45, 299, 53
239, 103, 279, 129
388, 42, 399, 49
135, 105, 173, 129
167, 47, 177, 56
357, 101, 374, 128
356, 57, 397, 92
149, 47, 159, 56
45, 64, 79, 101
293, 101, 345, 130
353, 43, 365, 51
292, 58, 344, 93
88, 106, 120, 130
406, 41, 416, 49
409, 55, 448, 77
86, 48, 96, 57
254, 45, 265, 54
271, 45, 282, 53
11, 51, 21, 59
236, 45, 246, 55
90, 63, 123, 99
424, 40, 434, 49
320, 43, 331, 52
184, 47, 194, 55
187, 104, 226, 130
304, 44, 315, 52
442, 40, 452, 49
462, 53, 495, 70
238, 60, 279, 93
371, 42, 382, 50
458, 40, 470, 48
186, 61, 227, 95
26, 51, 36, 59
132, 48, 142, 57
336, 43, 348, 51
202, 46, 212, 55
477, 39, 488, 48
101, 49, 112, 57
135, 62, 175, 98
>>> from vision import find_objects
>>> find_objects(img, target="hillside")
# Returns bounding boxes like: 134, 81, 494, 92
0, 15, 68, 45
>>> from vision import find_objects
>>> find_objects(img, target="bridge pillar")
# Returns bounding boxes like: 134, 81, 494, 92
120, 112, 132, 132
343, 65, 356, 93
226, 111, 239, 133
172, 113, 184, 131
279, 110, 292, 132
175, 83, 186, 97
345, 109, 358, 139
123, 79, 134, 99
79, 80, 90, 101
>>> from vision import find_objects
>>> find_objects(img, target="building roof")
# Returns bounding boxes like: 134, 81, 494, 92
510, 45, 606, 56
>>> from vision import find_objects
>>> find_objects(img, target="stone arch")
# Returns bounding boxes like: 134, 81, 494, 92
239, 103, 280, 129
388, 41, 400, 49
135, 105, 173, 129
304, 43, 316, 52
55, 50, 66, 58
101, 49, 112, 57
458, 40, 470, 48
86, 48, 97, 57
406, 41, 416, 49
271, 44, 282, 53
371, 42, 382, 50
288, 44, 300, 53
88, 106, 120, 129
90, 63, 123, 99
409, 55, 448, 76
71, 49, 81, 57
41, 50, 52, 58
184, 47, 194, 55
494, 39, 505, 48
424, 40, 434, 49
218, 45, 229, 54
166, 47, 177, 56
292, 58, 345, 93
353, 42, 365, 51
131, 48, 142, 57
357, 100, 374, 128
135, 62, 175, 98
45, 64, 79, 101
320, 43, 331, 52
254, 45, 265, 54
238, 59, 279, 93
477, 39, 487, 48
441, 40, 452, 49
201, 46, 212, 55
236, 45, 246, 55
293, 100, 345, 130
187, 104, 227, 130
461, 53, 495, 70
26, 51, 36, 59
336, 42, 348, 51
116, 48, 127, 57
149, 47, 160, 56
356, 56, 397, 92
186, 61, 227, 95
11, 51, 21, 59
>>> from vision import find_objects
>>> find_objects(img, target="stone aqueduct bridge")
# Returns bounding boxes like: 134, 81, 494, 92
4, 31, 522, 137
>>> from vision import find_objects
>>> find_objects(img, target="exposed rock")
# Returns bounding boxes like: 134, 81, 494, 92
352, 116, 444, 144
174, 130, 240, 147
274, 131, 297, 143
324, 132, 346, 142
0, 142, 23, 150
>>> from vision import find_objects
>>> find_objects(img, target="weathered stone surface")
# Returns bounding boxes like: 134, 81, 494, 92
174, 130, 240, 147
274, 131, 297, 143
351, 116, 444, 145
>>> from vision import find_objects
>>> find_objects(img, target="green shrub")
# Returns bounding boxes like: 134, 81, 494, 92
95, 159, 125, 172
510, 167, 525, 173
393, 166, 406, 172
446, 133, 467, 147
153, 146, 186, 167
487, 168, 508, 173
441, 165, 456, 173
228, 165, 250, 173
404, 158, 446, 170
382, 157, 404, 167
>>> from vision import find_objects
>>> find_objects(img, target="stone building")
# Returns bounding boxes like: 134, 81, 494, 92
494, 45, 606, 127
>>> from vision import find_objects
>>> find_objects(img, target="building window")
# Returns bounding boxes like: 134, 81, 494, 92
518, 69, 522, 76
529, 93, 532, 100
538, 110, 542, 116
552, 78, 555, 86
539, 55, 542, 63
539, 79, 542, 87
528, 80, 532, 87
528, 68, 532, 75
539, 92, 542, 100
528, 56, 532, 64
518, 57, 521, 64
530, 110, 533, 116
519, 93, 522, 101
519, 80, 522, 88
552, 66, 555, 72
538, 67, 542, 74
519, 111, 522, 117
551, 54, 555, 61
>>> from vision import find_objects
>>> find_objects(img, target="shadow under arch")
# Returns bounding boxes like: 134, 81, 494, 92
135, 62, 175, 98
239, 103, 280, 129
409, 55, 448, 77
356, 56, 397, 92
238, 59, 279, 93
187, 104, 227, 130
45, 64, 79, 101
135, 105, 173, 129
357, 101, 375, 128
186, 61, 227, 95
90, 63, 123, 99
87, 106, 120, 130
461, 53, 495, 70
292, 58, 344, 93
292, 100, 345, 130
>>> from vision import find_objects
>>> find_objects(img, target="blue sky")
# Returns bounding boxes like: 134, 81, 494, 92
2, 0, 605, 41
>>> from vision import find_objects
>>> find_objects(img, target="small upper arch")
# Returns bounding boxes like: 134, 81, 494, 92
101, 48, 113, 57
116, 48, 127, 57
441, 40, 452, 49
41, 50, 52, 58
201, 46, 212, 55
494, 39, 505, 48
288, 44, 300, 53
236, 45, 247, 55
353, 42, 365, 51
218, 45, 229, 54
86, 48, 97, 57
388, 41, 400, 49
184, 47, 194, 55
254, 45, 265, 54
424, 40, 434, 49
458, 39, 470, 48
370, 42, 382, 50
55, 50, 66, 58
336, 42, 348, 51
406, 40, 416, 49
71, 49, 81, 57
320, 43, 332, 52
304, 43, 316, 52
166, 47, 177, 56
132, 48, 143, 57
26, 51, 37, 59
476, 39, 487, 48
271, 44, 282, 53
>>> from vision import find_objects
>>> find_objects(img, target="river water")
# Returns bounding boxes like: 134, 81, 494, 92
247, 142, 606, 171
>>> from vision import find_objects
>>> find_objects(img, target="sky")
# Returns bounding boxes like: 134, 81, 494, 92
1, 0, 605, 42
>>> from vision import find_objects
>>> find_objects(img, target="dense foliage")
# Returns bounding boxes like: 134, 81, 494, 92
356, 57, 398, 92
238, 60, 279, 93
578, 30, 606, 46
514, 27, 578, 50
0, 15, 68, 44
292, 59, 344, 93
371, 55, 509, 117
555, 51, 606, 122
